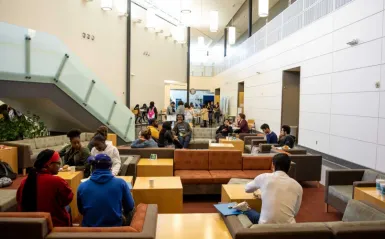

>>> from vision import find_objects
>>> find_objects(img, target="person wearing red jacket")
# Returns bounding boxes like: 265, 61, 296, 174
17, 149, 73, 227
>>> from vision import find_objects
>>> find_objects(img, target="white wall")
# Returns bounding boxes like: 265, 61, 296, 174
0, 0, 127, 103
130, 4, 187, 110
214, 0, 385, 172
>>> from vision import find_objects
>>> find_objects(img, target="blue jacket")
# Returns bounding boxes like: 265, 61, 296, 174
77, 169, 134, 227
131, 138, 158, 148
266, 132, 278, 144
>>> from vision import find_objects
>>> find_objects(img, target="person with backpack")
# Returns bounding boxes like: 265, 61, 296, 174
147, 101, 158, 124
16, 149, 73, 226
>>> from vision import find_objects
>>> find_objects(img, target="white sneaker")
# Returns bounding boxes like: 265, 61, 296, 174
233, 201, 250, 212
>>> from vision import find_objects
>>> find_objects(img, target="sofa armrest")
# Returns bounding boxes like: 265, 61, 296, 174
352, 181, 376, 198
119, 155, 141, 182
2, 142, 33, 170
244, 136, 264, 145
222, 215, 244, 239
325, 170, 365, 202
288, 161, 296, 179
251, 139, 267, 146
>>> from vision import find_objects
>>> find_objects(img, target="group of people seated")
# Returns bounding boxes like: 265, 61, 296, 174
259, 123, 296, 148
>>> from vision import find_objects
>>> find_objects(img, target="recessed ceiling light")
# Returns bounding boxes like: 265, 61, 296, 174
181, 10, 192, 14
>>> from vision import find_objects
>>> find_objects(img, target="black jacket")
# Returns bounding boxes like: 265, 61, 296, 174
278, 135, 296, 148
216, 125, 233, 137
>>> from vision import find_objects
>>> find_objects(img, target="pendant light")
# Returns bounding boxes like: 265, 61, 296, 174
258, 0, 269, 17
209, 10, 219, 32
101, 0, 113, 11
146, 8, 157, 29
228, 26, 236, 45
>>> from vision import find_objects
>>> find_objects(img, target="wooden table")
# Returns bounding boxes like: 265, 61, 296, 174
354, 187, 385, 210
156, 213, 232, 239
219, 139, 245, 152
221, 184, 262, 212
133, 177, 183, 213
57, 171, 84, 219
116, 176, 133, 186
137, 158, 173, 177
209, 143, 235, 151
107, 133, 117, 146
0, 146, 18, 173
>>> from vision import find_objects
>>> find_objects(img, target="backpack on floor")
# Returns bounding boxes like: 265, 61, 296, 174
0, 177, 12, 188
0, 160, 17, 180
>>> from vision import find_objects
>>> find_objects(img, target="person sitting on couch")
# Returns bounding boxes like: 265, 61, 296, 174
215, 119, 233, 142
260, 123, 278, 144
173, 114, 192, 148
77, 154, 135, 227
278, 125, 295, 149
131, 129, 158, 148
87, 125, 108, 151
234, 153, 302, 224
91, 134, 121, 176
234, 113, 249, 134
17, 149, 73, 227
158, 121, 183, 148
59, 129, 91, 178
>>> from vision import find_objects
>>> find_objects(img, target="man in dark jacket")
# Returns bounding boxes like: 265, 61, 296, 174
77, 154, 134, 227
278, 125, 295, 148
215, 119, 233, 142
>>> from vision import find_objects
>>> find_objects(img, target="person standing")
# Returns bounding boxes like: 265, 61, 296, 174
184, 103, 193, 123
176, 101, 185, 117
207, 102, 214, 126
234, 154, 302, 224
59, 129, 91, 178
77, 154, 135, 227
173, 114, 192, 148
166, 102, 176, 121
140, 104, 148, 122
260, 124, 278, 144
214, 102, 221, 125
133, 104, 141, 124
17, 149, 73, 227
147, 101, 158, 124
90, 135, 121, 176
200, 105, 209, 128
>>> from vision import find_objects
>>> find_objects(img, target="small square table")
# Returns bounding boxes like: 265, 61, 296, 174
137, 158, 173, 177
57, 171, 84, 219
116, 176, 133, 186
354, 187, 385, 210
133, 177, 183, 213
209, 143, 235, 151
219, 138, 245, 152
0, 146, 18, 173
221, 184, 262, 212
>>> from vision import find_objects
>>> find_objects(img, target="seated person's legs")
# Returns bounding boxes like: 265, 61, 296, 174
182, 135, 191, 148
178, 136, 185, 147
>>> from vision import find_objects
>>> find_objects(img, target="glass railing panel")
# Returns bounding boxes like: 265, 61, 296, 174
0, 22, 26, 74
86, 80, 117, 123
109, 103, 134, 139
30, 31, 67, 77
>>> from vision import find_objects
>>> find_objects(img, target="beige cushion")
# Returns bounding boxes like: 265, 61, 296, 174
237, 214, 253, 228
21, 139, 37, 150
54, 136, 66, 146
80, 133, 86, 142
46, 137, 56, 147
85, 133, 94, 141
34, 138, 47, 149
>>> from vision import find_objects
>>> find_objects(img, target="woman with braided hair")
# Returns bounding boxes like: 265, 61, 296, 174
16, 149, 73, 227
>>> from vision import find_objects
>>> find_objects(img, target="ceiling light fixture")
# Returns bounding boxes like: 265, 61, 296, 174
258, 0, 269, 17
146, 8, 157, 29
101, 0, 113, 11
115, 0, 127, 16
228, 26, 236, 45
209, 10, 219, 32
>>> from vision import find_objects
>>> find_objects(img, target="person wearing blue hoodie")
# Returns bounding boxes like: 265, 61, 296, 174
77, 154, 134, 227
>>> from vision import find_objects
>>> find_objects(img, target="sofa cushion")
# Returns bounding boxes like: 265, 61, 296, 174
0, 189, 17, 212
174, 150, 209, 170
174, 170, 213, 184
209, 170, 246, 183
80, 133, 86, 142
85, 133, 94, 141
228, 178, 253, 184
242, 156, 273, 170
244, 145, 252, 153
362, 169, 379, 181
45, 137, 56, 147
209, 151, 242, 170
34, 138, 48, 149
249, 222, 332, 238
22, 139, 37, 150
191, 139, 212, 144
53, 136, 66, 147
193, 128, 213, 139
243, 170, 272, 179
130, 203, 147, 232
52, 226, 138, 232
329, 185, 353, 203
342, 200, 385, 222
0, 212, 53, 231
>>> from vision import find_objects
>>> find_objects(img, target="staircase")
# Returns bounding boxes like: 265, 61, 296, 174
0, 22, 135, 142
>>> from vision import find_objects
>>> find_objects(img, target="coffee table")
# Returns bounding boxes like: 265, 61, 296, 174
156, 213, 232, 239
137, 158, 173, 177
354, 187, 385, 210
219, 138, 245, 152
209, 143, 235, 151
0, 146, 18, 173
116, 176, 133, 186
57, 171, 84, 219
221, 184, 262, 212
133, 177, 183, 213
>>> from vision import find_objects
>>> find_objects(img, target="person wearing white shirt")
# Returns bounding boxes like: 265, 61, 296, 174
235, 154, 303, 224
90, 134, 121, 176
